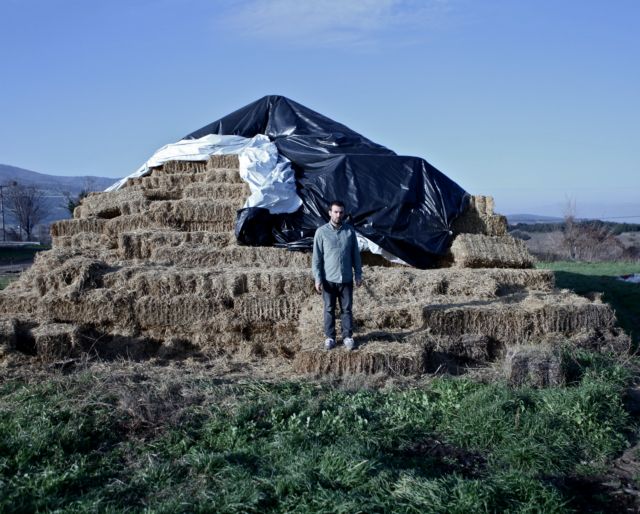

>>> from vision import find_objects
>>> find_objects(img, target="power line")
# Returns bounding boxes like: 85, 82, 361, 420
591, 215, 640, 220
509, 215, 640, 222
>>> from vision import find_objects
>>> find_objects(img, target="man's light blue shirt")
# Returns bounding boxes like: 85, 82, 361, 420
312, 222, 362, 284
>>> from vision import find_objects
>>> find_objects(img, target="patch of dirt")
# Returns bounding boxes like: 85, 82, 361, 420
556, 444, 640, 514
395, 436, 487, 478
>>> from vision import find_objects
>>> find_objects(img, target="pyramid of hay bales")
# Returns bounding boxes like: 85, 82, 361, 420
0, 153, 629, 383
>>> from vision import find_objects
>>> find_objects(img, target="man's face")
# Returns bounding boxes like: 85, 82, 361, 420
329, 205, 345, 225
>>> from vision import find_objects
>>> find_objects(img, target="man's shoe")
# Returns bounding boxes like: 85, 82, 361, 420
324, 338, 336, 350
344, 337, 356, 351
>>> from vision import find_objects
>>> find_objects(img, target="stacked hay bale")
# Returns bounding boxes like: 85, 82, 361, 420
0, 159, 629, 384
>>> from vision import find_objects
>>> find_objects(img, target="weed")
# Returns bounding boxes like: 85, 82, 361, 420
0, 354, 634, 512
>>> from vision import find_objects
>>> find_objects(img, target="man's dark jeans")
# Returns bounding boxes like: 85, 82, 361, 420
322, 280, 353, 340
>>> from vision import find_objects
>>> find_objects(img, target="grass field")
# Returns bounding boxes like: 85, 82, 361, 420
1, 261, 639, 512
0, 355, 635, 513
0, 276, 17, 290
0, 245, 48, 265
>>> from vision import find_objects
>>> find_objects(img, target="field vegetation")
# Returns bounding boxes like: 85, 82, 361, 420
0, 244, 49, 266
0, 353, 636, 513
0, 276, 17, 290
1, 261, 639, 512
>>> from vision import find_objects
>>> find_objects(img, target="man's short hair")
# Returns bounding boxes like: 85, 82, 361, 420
329, 200, 345, 210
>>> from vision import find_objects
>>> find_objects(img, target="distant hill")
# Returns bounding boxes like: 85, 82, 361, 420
506, 214, 564, 224
0, 164, 118, 227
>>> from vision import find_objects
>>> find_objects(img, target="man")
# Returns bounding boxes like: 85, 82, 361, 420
312, 201, 363, 351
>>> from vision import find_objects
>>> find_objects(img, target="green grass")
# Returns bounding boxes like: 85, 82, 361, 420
538, 261, 640, 345
0, 245, 49, 265
0, 354, 634, 513
0, 276, 17, 290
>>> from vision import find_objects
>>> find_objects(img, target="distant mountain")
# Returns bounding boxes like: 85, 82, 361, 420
506, 214, 564, 225
0, 164, 118, 226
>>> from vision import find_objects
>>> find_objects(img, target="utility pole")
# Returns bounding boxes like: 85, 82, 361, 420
0, 181, 17, 242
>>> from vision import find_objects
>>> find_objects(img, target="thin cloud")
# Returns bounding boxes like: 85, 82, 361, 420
217, 0, 453, 48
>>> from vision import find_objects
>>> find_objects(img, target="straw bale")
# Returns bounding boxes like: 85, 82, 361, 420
504, 345, 565, 387
161, 160, 209, 174
121, 167, 242, 194
40, 289, 135, 328
356, 303, 425, 331
537, 328, 632, 355
155, 168, 243, 185
50, 218, 107, 238
202, 168, 244, 184
134, 295, 231, 329
22, 247, 82, 274
359, 268, 553, 305
143, 188, 184, 202
181, 182, 250, 204
53, 232, 116, 251
451, 195, 508, 236
103, 267, 227, 299
0, 317, 18, 356
230, 269, 313, 297
450, 234, 535, 269
234, 294, 299, 322
363, 269, 452, 298
155, 156, 241, 174
124, 174, 194, 191
110, 267, 313, 300
31, 322, 80, 360
432, 334, 495, 362
207, 154, 241, 169
150, 245, 311, 269
104, 212, 234, 235
75, 189, 150, 219
117, 230, 234, 259
28, 256, 107, 296
293, 341, 428, 376
147, 198, 238, 223
570, 328, 632, 354
421, 292, 616, 344
0, 291, 40, 316
483, 268, 554, 293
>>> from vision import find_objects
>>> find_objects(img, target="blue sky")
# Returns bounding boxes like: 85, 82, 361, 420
1, 0, 638, 220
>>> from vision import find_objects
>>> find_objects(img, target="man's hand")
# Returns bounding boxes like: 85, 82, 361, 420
315, 281, 323, 294
355, 278, 363, 288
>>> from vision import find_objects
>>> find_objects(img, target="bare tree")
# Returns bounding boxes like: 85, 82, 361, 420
6, 183, 50, 241
562, 198, 579, 260
562, 197, 623, 261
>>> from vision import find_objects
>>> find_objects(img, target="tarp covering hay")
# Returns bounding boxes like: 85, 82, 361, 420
0, 102, 632, 380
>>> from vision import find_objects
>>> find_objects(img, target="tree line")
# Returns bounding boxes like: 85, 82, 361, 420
0, 181, 90, 242
509, 220, 640, 235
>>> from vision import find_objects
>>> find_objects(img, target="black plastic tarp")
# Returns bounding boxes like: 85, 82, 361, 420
185, 95, 469, 269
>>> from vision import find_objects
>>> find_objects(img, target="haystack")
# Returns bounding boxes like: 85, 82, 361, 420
0, 156, 629, 381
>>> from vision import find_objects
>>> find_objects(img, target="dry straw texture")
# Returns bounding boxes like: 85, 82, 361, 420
504, 345, 565, 387
421, 292, 615, 343
451, 195, 508, 236
293, 342, 428, 376
0, 159, 629, 377
450, 234, 535, 269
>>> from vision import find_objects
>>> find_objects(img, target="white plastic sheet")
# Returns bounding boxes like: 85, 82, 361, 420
107, 134, 409, 264
618, 273, 640, 284
106, 134, 302, 214
356, 234, 408, 266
